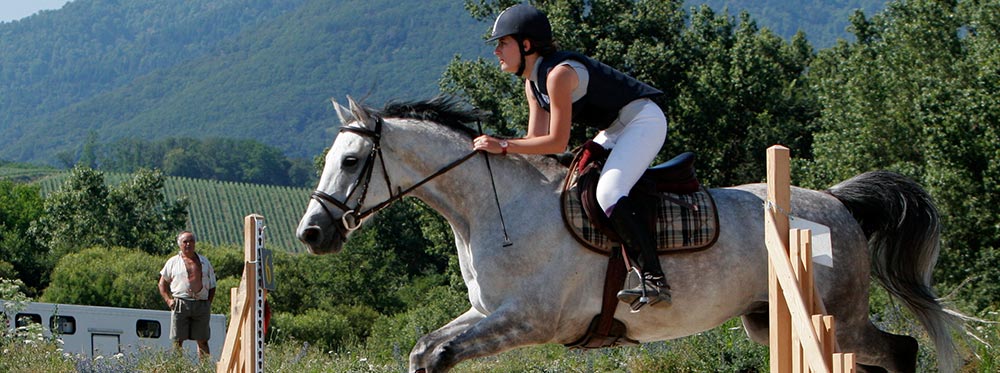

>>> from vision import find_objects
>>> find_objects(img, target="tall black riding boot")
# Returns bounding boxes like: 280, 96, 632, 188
609, 195, 671, 311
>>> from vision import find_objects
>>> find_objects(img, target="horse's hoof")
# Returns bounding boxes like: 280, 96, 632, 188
414, 369, 427, 373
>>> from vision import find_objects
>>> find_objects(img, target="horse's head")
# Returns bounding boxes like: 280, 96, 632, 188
296, 97, 386, 254
298, 96, 490, 254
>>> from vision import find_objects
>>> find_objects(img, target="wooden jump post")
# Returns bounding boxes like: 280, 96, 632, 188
217, 214, 270, 373
766, 145, 855, 373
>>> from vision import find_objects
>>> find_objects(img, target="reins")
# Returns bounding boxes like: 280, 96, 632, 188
311, 115, 479, 241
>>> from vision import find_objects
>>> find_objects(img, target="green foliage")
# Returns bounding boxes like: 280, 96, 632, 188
0, 180, 48, 295
269, 304, 380, 352
0, 261, 15, 280
198, 244, 245, 280
212, 276, 241, 316
268, 227, 406, 315
671, 6, 818, 185
30, 166, 188, 258
41, 246, 164, 309
804, 0, 1000, 309
365, 285, 468, 360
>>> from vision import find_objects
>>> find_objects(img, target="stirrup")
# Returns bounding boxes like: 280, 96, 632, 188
617, 268, 672, 312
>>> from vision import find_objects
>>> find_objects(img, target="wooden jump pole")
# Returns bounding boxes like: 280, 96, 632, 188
217, 214, 267, 373
766, 145, 854, 373
767, 145, 793, 373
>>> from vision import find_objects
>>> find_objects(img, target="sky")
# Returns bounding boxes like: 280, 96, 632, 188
0, 0, 71, 23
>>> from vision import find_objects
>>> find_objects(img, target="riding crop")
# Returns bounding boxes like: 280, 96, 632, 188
477, 120, 513, 247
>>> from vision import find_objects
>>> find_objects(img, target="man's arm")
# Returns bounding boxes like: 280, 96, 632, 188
207, 287, 216, 304
158, 276, 174, 309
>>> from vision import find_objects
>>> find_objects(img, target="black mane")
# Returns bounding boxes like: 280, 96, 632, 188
378, 97, 485, 138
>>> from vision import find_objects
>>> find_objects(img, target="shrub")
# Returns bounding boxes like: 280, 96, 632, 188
365, 285, 467, 359
41, 246, 163, 309
267, 305, 379, 352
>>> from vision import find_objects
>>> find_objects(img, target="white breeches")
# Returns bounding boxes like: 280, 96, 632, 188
592, 98, 667, 216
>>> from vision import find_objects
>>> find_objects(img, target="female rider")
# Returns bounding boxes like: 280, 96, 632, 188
472, 3, 670, 311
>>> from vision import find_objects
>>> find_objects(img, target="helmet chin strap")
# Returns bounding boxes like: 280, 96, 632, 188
516, 52, 527, 77
514, 37, 534, 78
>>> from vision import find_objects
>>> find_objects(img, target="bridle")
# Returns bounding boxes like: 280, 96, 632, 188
310, 115, 479, 242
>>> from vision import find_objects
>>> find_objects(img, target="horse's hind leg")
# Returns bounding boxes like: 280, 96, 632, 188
741, 310, 917, 372
739, 305, 769, 345
837, 319, 918, 373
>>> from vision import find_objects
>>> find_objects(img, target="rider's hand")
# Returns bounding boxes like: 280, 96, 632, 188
473, 135, 500, 154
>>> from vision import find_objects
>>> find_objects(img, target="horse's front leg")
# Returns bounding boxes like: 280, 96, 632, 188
412, 305, 554, 373
409, 307, 485, 372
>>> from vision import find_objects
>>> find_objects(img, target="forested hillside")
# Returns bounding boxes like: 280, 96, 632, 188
687, 0, 887, 48
0, 0, 489, 165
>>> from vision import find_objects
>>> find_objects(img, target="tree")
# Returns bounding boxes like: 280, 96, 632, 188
804, 0, 1000, 309
0, 180, 47, 295
29, 166, 188, 258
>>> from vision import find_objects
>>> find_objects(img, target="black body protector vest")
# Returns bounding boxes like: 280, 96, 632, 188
530, 51, 663, 130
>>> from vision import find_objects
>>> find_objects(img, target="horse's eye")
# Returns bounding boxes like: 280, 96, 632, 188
342, 156, 359, 168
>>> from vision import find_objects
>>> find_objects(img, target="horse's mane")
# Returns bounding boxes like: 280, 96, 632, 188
371, 97, 569, 171
378, 97, 485, 139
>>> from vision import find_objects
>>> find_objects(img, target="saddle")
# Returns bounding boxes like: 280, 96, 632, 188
562, 141, 720, 350
561, 141, 720, 256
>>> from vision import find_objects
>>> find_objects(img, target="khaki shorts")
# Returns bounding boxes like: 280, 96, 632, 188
170, 298, 211, 341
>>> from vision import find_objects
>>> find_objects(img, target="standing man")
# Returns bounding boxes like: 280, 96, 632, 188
158, 231, 217, 359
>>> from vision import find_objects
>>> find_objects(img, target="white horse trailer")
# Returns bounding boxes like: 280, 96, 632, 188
1, 300, 226, 361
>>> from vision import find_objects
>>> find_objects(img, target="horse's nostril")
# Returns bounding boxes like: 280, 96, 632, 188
299, 227, 321, 244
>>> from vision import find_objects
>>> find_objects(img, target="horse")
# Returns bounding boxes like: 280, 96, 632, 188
296, 97, 967, 373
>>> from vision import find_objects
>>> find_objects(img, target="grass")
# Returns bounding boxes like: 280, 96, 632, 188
3, 314, 998, 373
3, 278, 997, 372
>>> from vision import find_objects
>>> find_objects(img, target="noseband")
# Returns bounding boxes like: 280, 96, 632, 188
310, 115, 479, 242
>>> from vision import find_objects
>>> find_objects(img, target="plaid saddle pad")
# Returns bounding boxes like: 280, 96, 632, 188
560, 169, 720, 255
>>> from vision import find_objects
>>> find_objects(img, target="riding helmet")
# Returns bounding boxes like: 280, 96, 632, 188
487, 3, 552, 42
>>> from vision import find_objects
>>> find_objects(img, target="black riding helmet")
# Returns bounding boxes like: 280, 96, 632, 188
488, 3, 552, 76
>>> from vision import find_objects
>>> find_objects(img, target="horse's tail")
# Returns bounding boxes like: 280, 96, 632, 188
827, 170, 967, 372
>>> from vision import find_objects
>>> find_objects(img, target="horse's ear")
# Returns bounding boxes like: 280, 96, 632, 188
331, 98, 353, 125
346, 96, 373, 125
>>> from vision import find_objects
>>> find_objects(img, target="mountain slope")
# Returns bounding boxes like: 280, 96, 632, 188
0, 0, 304, 132
0, 0, 490, 164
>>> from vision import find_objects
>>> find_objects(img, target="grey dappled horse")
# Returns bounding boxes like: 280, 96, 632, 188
296, 97, 967, 373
